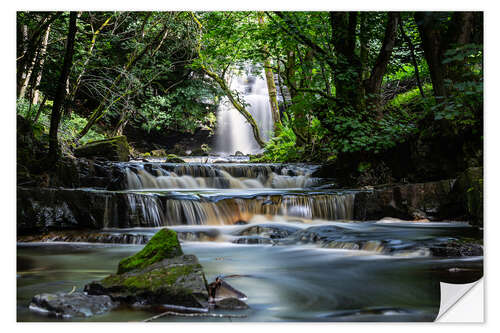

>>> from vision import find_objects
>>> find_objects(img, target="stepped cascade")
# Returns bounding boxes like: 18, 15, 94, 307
99, 162, 356, 228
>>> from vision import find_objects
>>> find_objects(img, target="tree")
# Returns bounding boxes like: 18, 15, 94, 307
46, 11, 78, 166
414, 11, 476, 99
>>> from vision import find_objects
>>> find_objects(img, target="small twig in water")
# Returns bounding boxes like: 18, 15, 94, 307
142, 311, 247, 322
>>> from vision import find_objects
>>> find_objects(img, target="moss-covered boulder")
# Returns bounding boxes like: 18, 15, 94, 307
84, 228, 209, 308
74, 136, 130, 162
117, 228, 183, 274
164, 154, 185, 163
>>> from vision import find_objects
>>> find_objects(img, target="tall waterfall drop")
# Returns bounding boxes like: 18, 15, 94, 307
215, 67, 274, 155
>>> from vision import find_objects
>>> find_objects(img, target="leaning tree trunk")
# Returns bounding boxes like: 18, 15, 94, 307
75, 23, 169, 143
191, 12, 266, 148
203, 66, 266, 148
46, 12, 78, 167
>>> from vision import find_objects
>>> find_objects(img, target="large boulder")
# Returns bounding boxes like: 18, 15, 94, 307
84, 229, 209, 308
30, 292, 117, 318
75, 136, 130, 162
353, 180, 455, 221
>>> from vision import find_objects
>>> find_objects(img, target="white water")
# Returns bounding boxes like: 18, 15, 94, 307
215, 67, 274, 155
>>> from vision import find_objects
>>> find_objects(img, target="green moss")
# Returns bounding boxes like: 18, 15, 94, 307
74, 135, 130, 161
165, 154, 185, 163
386, 84, 433, 109
117, 228, 183, 274
103, 264, 197, 291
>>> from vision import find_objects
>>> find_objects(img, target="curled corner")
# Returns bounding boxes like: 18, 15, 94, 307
436, 279, 484, 322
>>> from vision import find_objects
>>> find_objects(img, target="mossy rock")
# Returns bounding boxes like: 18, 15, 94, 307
74, 136, 130, 162
164, 154, 185, 163
117, 229, 183, 274
150, 149, 166, 157
85, 254, 209, 307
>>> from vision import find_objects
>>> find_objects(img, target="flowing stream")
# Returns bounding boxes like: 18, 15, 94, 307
17, 160, 483, 322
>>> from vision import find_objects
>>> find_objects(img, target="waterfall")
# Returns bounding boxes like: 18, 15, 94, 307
124, 165, 320, 190
121, 192, 355, 227
215, 67, 274, 155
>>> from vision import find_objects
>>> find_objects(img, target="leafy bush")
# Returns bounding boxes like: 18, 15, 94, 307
16, 98, 106, 146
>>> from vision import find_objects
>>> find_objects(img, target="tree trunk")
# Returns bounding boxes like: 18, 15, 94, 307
258, 13, 281, 133
32, 94, 48, 124
46, 12, 78, 167
203, 66, 266, 148
415, 12, 475, 99
32, 24, 51, 105
414, 12, 447, 99
398, 16, 425, 98
330, 12, 362, 111
17, 13, 60, 98
69, 14, 113, 104
364, 12, 400, 118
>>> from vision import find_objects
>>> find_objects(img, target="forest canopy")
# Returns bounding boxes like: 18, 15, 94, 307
16, 11, 483, 171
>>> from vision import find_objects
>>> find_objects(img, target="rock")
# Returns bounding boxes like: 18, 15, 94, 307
117, 228, 183, 274
74, 136, 130, 162
150, 149, 166, 157
444, 167, 483, 226
85, 229, 209, 308
353, 180, 455, 221
18, 230, 150, 245
430, 240, 483, 257
215, 297, 249, 310
164, 154, 185, 163
234, 151, 244, 156
30, 292, 117, 318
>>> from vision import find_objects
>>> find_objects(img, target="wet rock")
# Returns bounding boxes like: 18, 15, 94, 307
164, 154, 185, 163
75, 136, 130, 162
232, 236, 273, 245
234, 151, 244, 156
442, 167, 483, 226
430, 240, 483, 257
17, 231, 150, 245
30, 292, 117, 318
215, 297, 249, 310
236, 224, 300, 239
176, 229, 221, 242
85, 229, 208, 308
353, 180, 455, 221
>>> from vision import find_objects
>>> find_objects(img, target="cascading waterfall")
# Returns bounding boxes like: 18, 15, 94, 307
118, 162, 354, 227
124, 164, 321, 190
121, 192, 355, 227
215, 67, 274, 155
